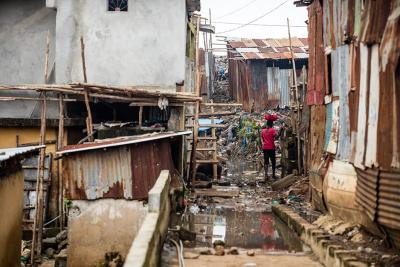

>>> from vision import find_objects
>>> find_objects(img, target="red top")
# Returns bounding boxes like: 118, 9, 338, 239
262, 128, 276, 150
264, 114, 278, 121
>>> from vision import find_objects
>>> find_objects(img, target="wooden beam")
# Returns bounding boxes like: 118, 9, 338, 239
201, 103, 242, 106
185, 124, 227, 128
287, 18, 302, 174
211, 100, 218, 180
31, 31, 50, 264
185, 111, 236, 117
138, 106, 143, 128
57, 94, 64, 230
80, 36, 94, 142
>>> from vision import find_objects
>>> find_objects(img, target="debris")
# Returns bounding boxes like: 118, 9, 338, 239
213, 240, 225, 248
198, 248, 213, 255
189, 204, 200, 215
227, 247, 239, 255
214, 245, 225, 256
56, 230, 68, 243
246, 250, 255, 256
183, 251, 200, 259
45, 248, 55, 259
57, 239, 68, 250
271, 174, 296, 191
178, 227, 196, 241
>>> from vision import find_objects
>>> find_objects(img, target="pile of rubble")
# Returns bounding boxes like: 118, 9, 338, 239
21, 229, 68, 267
212, 56, 231, 103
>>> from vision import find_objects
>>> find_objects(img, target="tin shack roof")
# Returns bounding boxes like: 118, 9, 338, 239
227, 38, 308, 60
0, 145, 43, 163
58, 131, 191, 155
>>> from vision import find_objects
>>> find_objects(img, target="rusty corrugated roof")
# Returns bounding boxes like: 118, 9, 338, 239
58, 131, 191, 155
227, 37, 308, 60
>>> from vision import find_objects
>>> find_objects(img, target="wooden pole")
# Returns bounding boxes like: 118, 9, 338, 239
80, 36, 94, 142
138, 106, 143, 128
211, 100, 217, 180
31, 30, 50, 264
189, 15, 201, 187
57, 94, 64, 229
287, 18, 302, 174
209, 8, 213, 51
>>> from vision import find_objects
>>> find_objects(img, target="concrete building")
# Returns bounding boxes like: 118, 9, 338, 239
0, 0, 200, 233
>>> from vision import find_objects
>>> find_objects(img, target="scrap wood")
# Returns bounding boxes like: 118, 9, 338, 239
0, 84, 201, 103
271, 174, 297, 191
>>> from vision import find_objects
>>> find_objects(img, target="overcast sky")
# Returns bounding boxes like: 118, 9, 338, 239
199, 0, 308, 53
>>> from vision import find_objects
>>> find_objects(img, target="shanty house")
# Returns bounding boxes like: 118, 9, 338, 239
301, 0, 400, 249
57, 131, 189, 266
227, 38, 308, 112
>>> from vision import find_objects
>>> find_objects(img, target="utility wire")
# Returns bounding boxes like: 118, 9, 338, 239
216, 0, 259, 19
216, 0, 289, 34
214, 21, 307, 28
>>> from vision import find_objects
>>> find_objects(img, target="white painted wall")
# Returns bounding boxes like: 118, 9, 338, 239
56, 0, 187, 88
0, 0, 56, 84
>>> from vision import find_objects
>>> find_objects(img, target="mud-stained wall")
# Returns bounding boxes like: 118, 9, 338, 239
67, 199, 148, 267
0, 127, 63, 221
0, 171, 24, 267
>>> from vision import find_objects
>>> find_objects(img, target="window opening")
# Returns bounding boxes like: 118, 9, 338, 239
108, 0, 128, 12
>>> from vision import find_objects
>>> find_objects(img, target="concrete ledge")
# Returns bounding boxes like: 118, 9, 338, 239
148, 170, 171, 213
124, 170, 171, 267
272, 205, 370, 267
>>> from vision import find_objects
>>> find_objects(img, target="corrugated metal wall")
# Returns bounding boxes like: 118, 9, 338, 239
228, 57, 304, 111
63, 139, 179, 200
306, 0, 400, 248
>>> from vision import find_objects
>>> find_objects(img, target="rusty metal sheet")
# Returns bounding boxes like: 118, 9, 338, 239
355, 167, 379, 220
228, 41, 245, 48
324, 100, 339, 154
58, 131, 190, 155
307, 0, 325, 105
331, 45, 352, 161
63, 146, 132, 200
252, 39, 267, 46
242, 52, 260, 60
377, 169, 400, 229
131, 140, 179, 199
378, 1, 400, 170
360, 0, 391, 45
356, 167, 400, 247
354, 43, 369, 169
309, 105, 326, 169
63, 137, 182, 200
364, 44, 380, 168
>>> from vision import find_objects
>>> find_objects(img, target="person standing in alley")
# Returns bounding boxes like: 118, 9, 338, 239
261, 118, 277, 181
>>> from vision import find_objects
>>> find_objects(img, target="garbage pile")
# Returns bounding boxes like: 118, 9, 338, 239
212, 56, 231, 103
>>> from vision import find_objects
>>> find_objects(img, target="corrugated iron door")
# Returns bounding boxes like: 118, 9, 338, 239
131, 140, 176, 199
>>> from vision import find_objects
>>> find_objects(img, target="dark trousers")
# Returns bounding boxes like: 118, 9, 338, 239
263, 149, 276, 178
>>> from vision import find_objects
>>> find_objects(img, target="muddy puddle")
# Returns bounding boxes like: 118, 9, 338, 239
172, 204, 304, 252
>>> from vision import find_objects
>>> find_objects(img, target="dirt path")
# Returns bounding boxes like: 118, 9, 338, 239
182, 254, 322, 267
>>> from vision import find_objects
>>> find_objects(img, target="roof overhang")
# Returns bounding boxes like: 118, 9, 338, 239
58, 131, 191, 155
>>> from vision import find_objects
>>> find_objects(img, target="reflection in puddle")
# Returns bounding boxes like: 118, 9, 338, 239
180, 205, 304, 252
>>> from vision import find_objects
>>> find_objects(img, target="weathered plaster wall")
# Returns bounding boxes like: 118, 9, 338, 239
0, 0, 56, 84
0, 171, 24, 267
67, 199, 148, 267
56, 0, 187, 87
0, 128, 57, 151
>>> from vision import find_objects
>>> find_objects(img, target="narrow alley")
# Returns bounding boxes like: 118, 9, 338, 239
0, 0, 399, 267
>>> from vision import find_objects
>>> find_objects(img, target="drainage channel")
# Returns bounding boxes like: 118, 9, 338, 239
161, 163, 320, 267
172, 204, 305, 252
